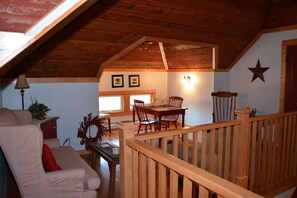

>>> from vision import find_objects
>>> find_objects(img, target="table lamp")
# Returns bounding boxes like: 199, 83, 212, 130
15, 74, 30, 110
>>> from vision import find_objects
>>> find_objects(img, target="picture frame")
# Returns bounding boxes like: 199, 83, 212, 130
129, 75, 140, 87
112, 75, 124, 88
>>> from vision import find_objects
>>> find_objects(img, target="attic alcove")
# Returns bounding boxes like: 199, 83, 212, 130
101, 37, 218, 75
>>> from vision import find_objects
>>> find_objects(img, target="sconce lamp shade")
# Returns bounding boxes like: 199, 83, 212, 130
15, 74, 30, 89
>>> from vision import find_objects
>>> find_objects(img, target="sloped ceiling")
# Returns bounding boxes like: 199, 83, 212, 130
1, 0, 297, 80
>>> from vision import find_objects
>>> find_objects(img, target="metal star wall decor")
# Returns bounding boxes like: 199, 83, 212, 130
248, 59, 269, 82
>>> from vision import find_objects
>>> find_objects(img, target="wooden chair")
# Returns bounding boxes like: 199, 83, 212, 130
161, 96, 183, 129
211, 91, 238, 123
99, 113, 111, 135
134, 99, 159, 134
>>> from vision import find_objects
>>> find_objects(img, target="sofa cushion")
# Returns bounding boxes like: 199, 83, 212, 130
0, 108, 20, 126
51, 146, 100, 190
42, 144, 62, 172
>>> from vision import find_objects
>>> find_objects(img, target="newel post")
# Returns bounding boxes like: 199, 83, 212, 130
235, 107, 251, 188
116, 121, 137, 198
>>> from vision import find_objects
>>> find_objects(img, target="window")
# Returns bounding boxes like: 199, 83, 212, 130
99, 96, 122, 112
130, 94, 151, 110
99, 90, 156, 116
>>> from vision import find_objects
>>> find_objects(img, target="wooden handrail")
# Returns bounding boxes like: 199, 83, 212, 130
118, 109, 297, 198
134, 119, 241, 141
126, 138, 263, 198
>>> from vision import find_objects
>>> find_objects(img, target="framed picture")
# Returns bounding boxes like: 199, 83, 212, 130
112, 75, 124, 88
129, 75, 140, 87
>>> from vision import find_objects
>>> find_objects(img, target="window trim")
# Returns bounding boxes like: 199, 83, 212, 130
99, 89, 156, 117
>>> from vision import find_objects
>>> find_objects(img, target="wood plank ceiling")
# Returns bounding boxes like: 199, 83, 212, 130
1, 0, 297, 80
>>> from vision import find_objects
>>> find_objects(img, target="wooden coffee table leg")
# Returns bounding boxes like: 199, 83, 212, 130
108, 163, 116, 198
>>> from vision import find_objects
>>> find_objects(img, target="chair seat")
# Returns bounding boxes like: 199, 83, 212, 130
134, 99, 159, 134
137, 118, 158, 125
161, 96, 183, 130
161, 117, 177, 122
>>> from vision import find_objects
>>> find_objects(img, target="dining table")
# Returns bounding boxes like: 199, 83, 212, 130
132, 103, 188, 130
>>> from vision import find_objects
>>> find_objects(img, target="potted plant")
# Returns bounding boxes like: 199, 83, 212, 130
28, 98, 50, 120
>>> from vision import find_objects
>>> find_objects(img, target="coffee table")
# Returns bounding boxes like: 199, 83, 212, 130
88, 141, 120, 198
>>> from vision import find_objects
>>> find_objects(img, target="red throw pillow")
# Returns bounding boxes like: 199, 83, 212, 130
42, 144, 62, 172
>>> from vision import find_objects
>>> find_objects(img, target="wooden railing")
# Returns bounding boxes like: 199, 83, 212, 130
117, 108, 297, 197
248, 112, 297, 196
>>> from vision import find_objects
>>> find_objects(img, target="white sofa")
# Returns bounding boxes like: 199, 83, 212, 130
0, 108, 100, 198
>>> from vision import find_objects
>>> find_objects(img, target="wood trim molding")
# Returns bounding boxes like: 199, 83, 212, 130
99, 89, 156, 117
28, 77, 99, 83
103, 68, 216, 72
158, 42, 169, 70
1, 77, 99, 84
99, 89, 156, 96
144, 36, 218, 48
262, 24, 297, 34
227, 31, 264, 71
279, 39, 297, 112
97, 37, 147, 79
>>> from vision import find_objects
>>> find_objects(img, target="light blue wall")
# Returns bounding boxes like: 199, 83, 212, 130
229, 29, 297, 115
2, 82, 99, 150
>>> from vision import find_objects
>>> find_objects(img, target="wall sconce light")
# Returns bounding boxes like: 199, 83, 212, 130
184, 74, 191, 81
15, 74, 30, 110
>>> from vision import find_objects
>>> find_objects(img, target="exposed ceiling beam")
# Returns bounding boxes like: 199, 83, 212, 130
158, 42, 169, 70
97, 36, 146, 79
171, 44, 201, 51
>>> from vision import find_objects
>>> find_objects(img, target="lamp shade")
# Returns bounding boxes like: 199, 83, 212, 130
15, 74, 30, 89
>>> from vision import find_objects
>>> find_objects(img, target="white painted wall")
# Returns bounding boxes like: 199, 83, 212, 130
230, 29, 297, 115
99, 71, 168, 122
2, 82, 99, 150
167, 72, 214, 125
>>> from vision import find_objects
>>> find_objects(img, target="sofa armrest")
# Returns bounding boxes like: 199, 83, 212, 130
44, 138, 60, 148
46, 169, 86, 196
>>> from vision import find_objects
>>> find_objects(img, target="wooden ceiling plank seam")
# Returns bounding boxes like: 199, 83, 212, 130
101, 9, 264, 37
86, 18, 253, 48
158, 42, 169, 70
107, 3, 266, 29
145, 36, 218, 49
118, 0, 268, 19
226, 31, 264, 71
261, 0, 273, 30
97, 36, 147, 79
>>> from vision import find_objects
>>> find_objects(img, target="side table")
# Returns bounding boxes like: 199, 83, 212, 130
88, 141, 119, 198
33, 117, 59, 139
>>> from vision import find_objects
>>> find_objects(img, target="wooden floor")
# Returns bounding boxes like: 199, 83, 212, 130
80, 129, 121, 198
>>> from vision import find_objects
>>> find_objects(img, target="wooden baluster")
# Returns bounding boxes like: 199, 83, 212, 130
235, 108, 250, 188
117, 121, 138, 198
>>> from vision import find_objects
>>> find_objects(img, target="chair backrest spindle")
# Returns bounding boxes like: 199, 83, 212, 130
134, 99, 149, 122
